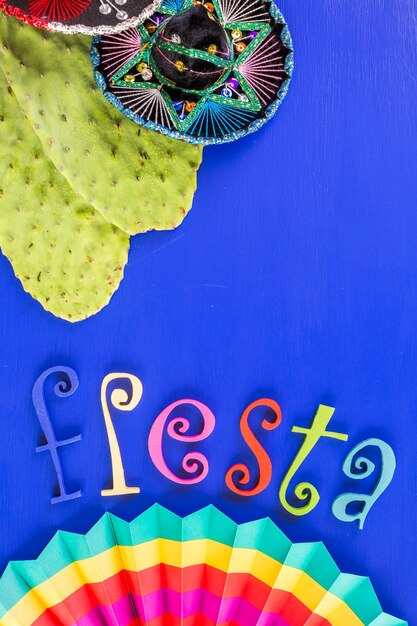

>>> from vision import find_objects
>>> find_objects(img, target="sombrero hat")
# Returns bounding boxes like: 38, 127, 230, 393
92, 0, 294, 144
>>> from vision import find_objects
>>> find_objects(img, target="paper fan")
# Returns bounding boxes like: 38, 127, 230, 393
91, 0, 293, 144
0, 0, 161, 35
0, 505, 407, 626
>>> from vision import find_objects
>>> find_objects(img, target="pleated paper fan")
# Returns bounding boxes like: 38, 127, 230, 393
0, 505, 407, 626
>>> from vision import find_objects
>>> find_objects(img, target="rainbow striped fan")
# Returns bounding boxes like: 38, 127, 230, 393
0, 505, 407, 626
92, 0, 293, 144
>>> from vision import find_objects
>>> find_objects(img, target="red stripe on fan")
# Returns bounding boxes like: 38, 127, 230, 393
32, 564, 332, 626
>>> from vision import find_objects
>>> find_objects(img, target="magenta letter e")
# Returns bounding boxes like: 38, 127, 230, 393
148, 399, 215, 484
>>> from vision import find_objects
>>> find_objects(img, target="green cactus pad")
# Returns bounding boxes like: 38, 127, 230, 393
0, 69, 130, 322
0, 14, 202, 236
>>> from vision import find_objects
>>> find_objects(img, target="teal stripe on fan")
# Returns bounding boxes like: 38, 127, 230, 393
233, 517, 292, 563
283, 542, 340, 591
370, 616, 409, 626
182, 505, 238, 545
327, 574, 382, 624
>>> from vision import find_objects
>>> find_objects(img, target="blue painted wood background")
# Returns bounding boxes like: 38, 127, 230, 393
0, 0, 416, 621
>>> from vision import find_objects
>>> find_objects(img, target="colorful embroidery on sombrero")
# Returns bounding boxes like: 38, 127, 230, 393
0, 506, 407, 625
92, 0, 294, 144
0, 0, 162, 35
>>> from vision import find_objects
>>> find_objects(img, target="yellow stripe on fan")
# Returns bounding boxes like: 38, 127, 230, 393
0, 539, 364, 626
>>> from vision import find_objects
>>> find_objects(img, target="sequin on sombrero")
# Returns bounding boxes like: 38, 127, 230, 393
92, 0, 294, 144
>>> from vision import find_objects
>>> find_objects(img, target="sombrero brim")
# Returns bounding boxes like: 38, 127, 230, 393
0, 0, 162, 35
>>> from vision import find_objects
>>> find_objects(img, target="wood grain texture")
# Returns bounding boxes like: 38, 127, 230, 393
0, 0, 415, 623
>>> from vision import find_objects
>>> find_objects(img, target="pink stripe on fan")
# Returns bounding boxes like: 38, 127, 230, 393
75, 589, 292, 626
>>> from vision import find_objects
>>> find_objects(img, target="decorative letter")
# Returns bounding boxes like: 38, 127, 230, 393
279, 404, 348, 516
148, 399, 215, 484
33, 366, 82, 504
101, 373, 142, 496
332, 438, 396, 529
225, 398, 282, 496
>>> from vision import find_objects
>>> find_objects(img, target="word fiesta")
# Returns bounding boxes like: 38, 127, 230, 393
32, 366, 397, 530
